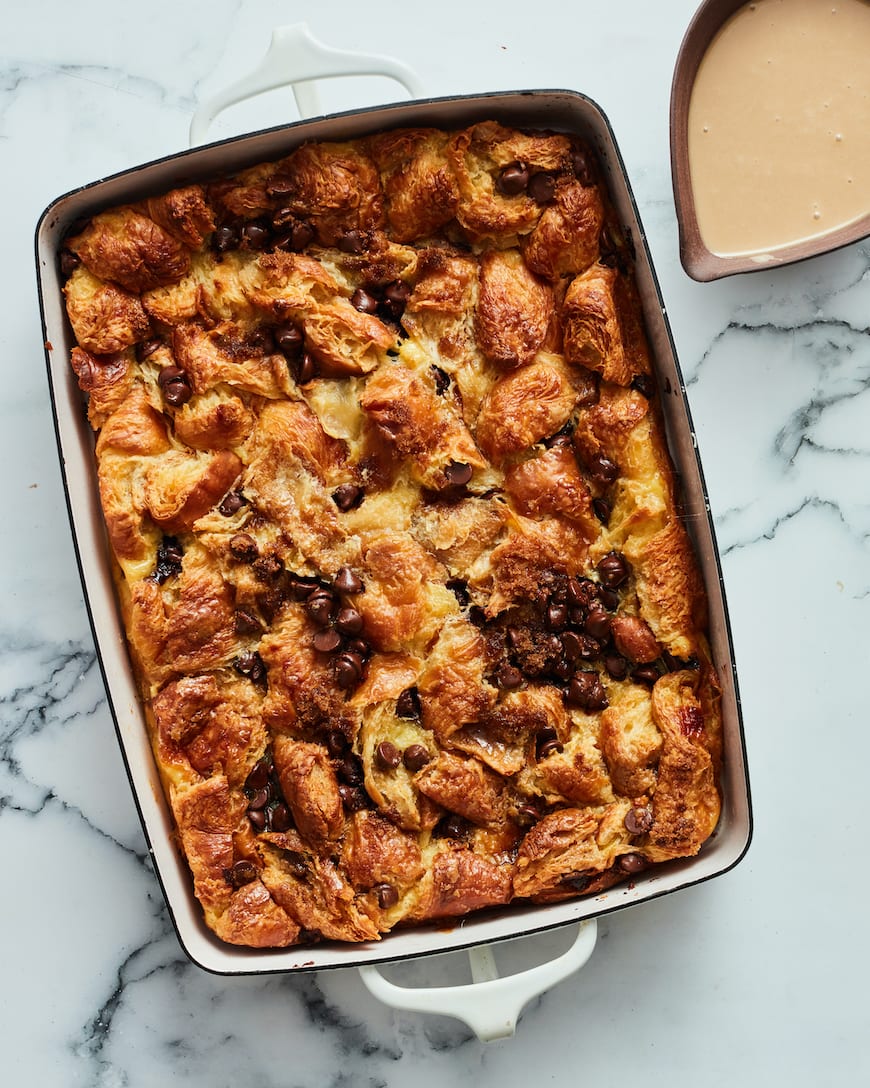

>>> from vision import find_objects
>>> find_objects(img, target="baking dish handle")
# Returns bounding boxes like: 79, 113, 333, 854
189, 23, 426, 145
358, 918, 598, 1042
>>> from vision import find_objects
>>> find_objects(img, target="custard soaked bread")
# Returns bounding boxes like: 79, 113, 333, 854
62, 122, 721, 947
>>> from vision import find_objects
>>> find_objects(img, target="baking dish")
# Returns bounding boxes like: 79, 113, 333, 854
36, 25, 751, 1040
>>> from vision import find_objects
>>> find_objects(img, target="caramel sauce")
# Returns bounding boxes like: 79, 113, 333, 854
688, 0, 870, 257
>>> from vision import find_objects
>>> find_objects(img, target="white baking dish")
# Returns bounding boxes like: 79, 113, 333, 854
35, 26, 751, 1040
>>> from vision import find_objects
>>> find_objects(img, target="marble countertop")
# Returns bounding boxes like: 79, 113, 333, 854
6, 1, 869, 1083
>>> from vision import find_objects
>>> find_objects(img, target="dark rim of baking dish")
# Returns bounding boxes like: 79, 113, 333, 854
35, 88, 752, 975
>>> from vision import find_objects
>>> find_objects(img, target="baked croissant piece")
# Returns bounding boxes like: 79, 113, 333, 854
62, 123, 721, 948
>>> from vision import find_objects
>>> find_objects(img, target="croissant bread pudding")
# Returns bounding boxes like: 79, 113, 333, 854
60, 122, 722, 948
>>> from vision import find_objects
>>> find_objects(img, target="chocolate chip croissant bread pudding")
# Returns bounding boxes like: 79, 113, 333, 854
61, 122, 722, 948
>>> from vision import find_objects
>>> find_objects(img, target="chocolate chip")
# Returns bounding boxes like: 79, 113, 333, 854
597, 552, 631, 589
332, 483, 364, 512
435, 814, 469, 840
270, 802, 293, 832
446, 578, 470, 607
567, 576, 599, 609
247, 809, 267, 832
382, 280, 411, 319
162, 379, 191, 407
337, 229, 366, 254
212, 225, 239, 253
605, 653, 629, 681
249, 326, 275, 354
338, 754, 364, 786
252, 554, 283, 582
468, 605, 487, 627
135, 338, 162, 362
224, 860, 257, 887
631, 373, 656, 399
157, 364, 184, 386
298, 351, 318, 383
376, 741, 402, 770
245, 760, 272, 792
444, 461, 473, 487
552, 659, 574, 682
577, 634, 602, 660
535, 726, 562, 760
153, 536, 183, 583
234, 607, 263, 635
543, 633, 564, 658
430, 366, 451, 395
599, 586, 620, 612
219, 490, 246, 517
497, 665, 524, 690
566, 670, 609, 711
624, 806, 653, 835
632, 663, 661, 687
286, 574, 321, 600
291, 221, 315, 250
496, 162, 529, 196
344, 638, 370, 660
334, 566, 364, 594
271, 204, 295, 227
375, 883, 399, 909
247, 788, 270, 811
229, 533, 258, 562
266, 175, 295, 198
338, 784, 370, 811
60, 249, 81, 277
570, 148, 594, 186
561, 873, 593, 893
312, 628, 342, 653
528, 171, 557, 203
546, 602, 569, 631
157, 365, 192, 404
306, 591, 336, 627
584, 607, 611, 641
285, 851, 310, 879
334, 652, 363, 690
234, 651, 267, 685
592, 498, 611, 524
561, 630, 585, 661
325, 730, 349, 756
242, 221, 270, 249
665, 652, 700, 673
335, 606, 364, 636
402, 743, 430, 771
586, 453, 619, 488
396, 687, 421, 720
351, 287, 380, 314
274, 323, 304, 357
541, 569, 568, 598
618, 852, 648, 874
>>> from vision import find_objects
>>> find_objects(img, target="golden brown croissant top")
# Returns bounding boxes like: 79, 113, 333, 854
62, 123, 721, 948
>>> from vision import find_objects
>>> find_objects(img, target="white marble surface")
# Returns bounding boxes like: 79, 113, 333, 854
5, 0, 870, 1083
